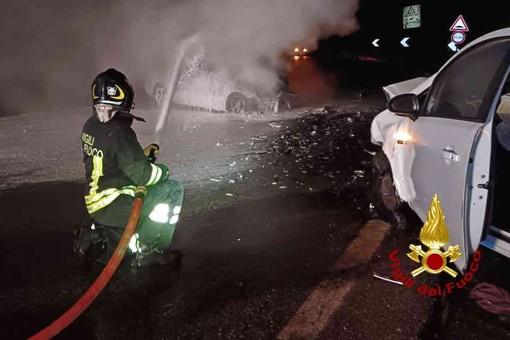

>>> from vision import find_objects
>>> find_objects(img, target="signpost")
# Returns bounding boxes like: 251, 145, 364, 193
448, 15, 469, 53
449, 15, 469, 32
451, 32, 466, 44
403, 5, 421, 29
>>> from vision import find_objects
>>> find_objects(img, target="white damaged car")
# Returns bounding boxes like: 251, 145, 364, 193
370, 28, 510, 272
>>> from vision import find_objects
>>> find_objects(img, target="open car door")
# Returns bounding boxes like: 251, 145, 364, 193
407, 38, 510, 272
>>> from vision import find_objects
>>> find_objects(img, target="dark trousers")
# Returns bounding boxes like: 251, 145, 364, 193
91, 179, 184, 248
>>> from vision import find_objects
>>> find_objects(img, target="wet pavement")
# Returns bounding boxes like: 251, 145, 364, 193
1, 93, 510, 339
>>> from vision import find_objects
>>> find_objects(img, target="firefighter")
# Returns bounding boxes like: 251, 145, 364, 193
74, 68, 184, 267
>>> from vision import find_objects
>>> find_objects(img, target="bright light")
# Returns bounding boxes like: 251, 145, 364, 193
303, 48, 308, 53
169, 215, 179, 225
129, 233, 139, 253
173, 205, 182, 215
293, 56, 300, 60
294, 47, 300, 53
149, 203, 170, 223
393, 130, 413, 143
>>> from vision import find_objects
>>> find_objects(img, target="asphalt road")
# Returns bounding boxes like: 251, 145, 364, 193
1, 94, 510, 339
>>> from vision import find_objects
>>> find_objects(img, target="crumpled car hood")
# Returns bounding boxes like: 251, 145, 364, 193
371, 76, 434, 145
382, 76, 429, 100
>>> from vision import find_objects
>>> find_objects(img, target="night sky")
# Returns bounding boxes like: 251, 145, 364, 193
317, 1, 510, 76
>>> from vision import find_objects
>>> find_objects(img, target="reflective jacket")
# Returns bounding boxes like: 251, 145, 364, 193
81, 114, 167, 214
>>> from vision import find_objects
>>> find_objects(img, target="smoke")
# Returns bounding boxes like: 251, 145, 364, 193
0, 0, 358, 115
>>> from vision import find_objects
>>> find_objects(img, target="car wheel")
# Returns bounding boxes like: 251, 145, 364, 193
152, 83, 166, 107
371, 150, 406, 227
226, 92, 247, 114
271, 98, 291, 113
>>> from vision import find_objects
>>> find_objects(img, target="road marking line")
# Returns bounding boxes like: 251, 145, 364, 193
278, 220, 390, 339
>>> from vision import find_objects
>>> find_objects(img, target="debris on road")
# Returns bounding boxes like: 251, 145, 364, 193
470, 282, 510, 316
251, 135, 268, 141
354, 170, 365, 177
309, 106, 338, 115
269, 122, 282, 128
226, 193, 234, 197
373, 273, 404, 286
209, 178, 221, 182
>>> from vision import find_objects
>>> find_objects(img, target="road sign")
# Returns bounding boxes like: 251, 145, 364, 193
372, 39, 380, 47
403, 5, 421, 29
448, 41, 459, 52
451, 32, 466, 44
400, 37, 410, 47
449, 15, 469, 32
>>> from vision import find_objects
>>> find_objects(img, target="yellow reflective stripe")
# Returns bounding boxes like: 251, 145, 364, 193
92, 84, 98, 99
88, 156, 104, 196
85, 185, 135, 205
85, 186, 136, 214
99, 99, 123, 105
87, 191, 122, 214
111, 85, 125, 100
153, 165, 162, 184
146, 163, 160, 186
85, 187, 118, 205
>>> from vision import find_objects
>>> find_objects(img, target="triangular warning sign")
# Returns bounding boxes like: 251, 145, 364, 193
450, 15, 469, 32
407, 6, 416, 15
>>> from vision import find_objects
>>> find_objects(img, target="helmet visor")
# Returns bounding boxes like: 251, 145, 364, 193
94, 104, 117, 123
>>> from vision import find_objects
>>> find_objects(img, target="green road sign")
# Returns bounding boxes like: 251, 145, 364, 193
403, 5, 421, 29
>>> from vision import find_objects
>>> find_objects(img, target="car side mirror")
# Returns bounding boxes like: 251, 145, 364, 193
387, 93, 420, 121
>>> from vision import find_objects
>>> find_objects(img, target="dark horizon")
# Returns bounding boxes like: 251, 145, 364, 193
317, 1, 510, 73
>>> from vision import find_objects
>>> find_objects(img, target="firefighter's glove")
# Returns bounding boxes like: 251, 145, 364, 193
144, 143, 160, 163
155, 163, 169, 181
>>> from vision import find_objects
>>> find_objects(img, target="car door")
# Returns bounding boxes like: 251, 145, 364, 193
408, 38, 510, 272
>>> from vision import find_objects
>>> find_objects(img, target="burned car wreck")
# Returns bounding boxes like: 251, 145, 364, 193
150, 50, 294, 114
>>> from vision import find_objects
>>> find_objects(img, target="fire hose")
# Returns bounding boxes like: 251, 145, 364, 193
29, 186, 147, 339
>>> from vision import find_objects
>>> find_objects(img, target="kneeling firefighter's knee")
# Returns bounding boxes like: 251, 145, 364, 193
164, 179, 184, 197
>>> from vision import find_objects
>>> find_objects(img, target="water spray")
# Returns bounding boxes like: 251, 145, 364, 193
154, 34, 200, 145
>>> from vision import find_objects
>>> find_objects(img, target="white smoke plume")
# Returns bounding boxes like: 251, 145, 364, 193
0, 0, 358, 114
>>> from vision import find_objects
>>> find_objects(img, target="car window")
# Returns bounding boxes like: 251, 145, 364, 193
423, 39, 510, 122
496, 75, 510, 116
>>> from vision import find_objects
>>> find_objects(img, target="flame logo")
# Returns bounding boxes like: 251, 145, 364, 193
407, 195, 462, 277
419, 195, 449, 250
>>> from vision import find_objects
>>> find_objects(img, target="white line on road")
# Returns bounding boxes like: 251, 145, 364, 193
278, 220, 390, 339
